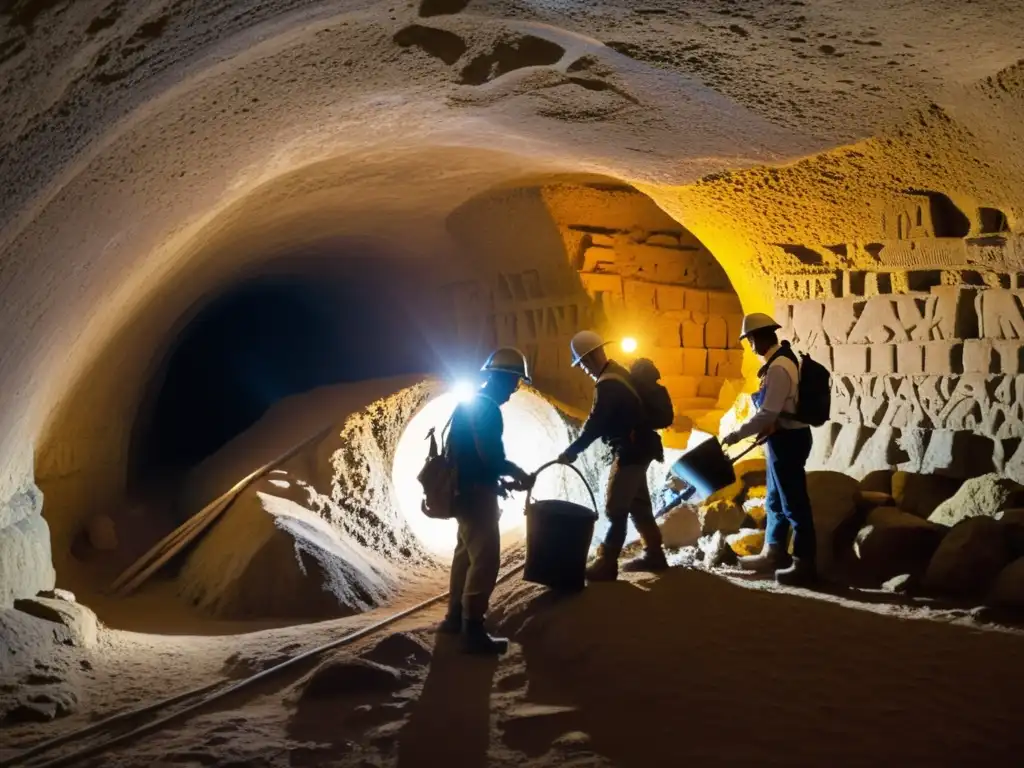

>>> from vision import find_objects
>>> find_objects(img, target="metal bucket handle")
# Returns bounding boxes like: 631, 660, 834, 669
525, 460, 600, 516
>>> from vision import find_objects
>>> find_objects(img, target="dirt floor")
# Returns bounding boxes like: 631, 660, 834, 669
4, 561, 1024, 768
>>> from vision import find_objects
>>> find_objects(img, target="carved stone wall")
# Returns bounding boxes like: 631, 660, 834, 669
775, 227, 1024, 481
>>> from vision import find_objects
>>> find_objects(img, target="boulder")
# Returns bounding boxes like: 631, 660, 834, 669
659, 505, 702, 549
856, 491, 895, 513
299, 656, 404, 701
987, 557, 1024, 609
924, 517, 1011, 596
742, 498, 766, 529
996, 509, 1024, 558
807, 471, 860, 574
697, 500, 745, 536
853, 507, 946, 584
891, 472, 962, 519
13, 597, 99, 648
859, 469, 894, 495
360, 632, 432, 669
928, 474, 1024, 527
727, 528, 764, 557
697, 531, 736, 568
0, 514, 56, 608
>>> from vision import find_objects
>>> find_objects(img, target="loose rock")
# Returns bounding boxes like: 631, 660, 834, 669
698, 500, 745, 536
86, 514, 118, 551
12, 597, 99, 648
854, 507, 946, 584
891, 472, 962, 519
927, 474, 1024, 527
727, 528, 765, 557
360, 631, 432, 669
807, 471, 860, 574
924, 517, 1011, 596
659, 504, 701, 549
987, 557, 1024, 608
299, 656, 404, 701
698, 531, 737, 567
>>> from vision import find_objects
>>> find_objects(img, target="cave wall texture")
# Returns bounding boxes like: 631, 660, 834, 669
2, 0, 1024, 604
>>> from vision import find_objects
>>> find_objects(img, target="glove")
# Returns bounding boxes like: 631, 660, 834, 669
508, 474, 535, 493
557, 451, 577, 465
721, 432, 740, 447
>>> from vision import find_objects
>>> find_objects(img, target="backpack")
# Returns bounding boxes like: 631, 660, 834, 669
599, 358, 675, 430
774, 347, 831, 427
416, 416, 458, 519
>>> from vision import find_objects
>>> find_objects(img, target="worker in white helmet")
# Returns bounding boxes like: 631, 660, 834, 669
438, 347, 535, 654
720, 313, 817, 586
557, 330, 668, 581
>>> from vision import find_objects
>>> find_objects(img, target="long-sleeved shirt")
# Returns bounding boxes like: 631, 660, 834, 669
730, 343, 804, 442
566, 360, 661, 464
448, 392, 523, 492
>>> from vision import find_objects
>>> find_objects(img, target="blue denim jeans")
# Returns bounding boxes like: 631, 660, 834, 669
764, 428, 816, 561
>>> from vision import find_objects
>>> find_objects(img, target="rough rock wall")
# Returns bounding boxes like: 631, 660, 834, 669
0, 483, 54, 608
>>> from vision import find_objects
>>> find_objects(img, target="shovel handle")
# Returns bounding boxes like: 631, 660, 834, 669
724, 435, 768, 464
526, 461, 600, 516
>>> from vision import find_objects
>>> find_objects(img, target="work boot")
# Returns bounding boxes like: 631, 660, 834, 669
437, 609, 462, 635
621, 547, 669, 573
462, 619, 509, 655
737, 543, 787, 573
585, 545, 619, 582
775, 557, 818, 587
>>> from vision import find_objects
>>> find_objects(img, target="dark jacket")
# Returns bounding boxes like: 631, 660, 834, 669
448, 393, 517, 493
566, 360, 662, 465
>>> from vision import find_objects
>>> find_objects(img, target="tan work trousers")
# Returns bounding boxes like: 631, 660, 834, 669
602, 458, 662, 556
448, 488, 501, 621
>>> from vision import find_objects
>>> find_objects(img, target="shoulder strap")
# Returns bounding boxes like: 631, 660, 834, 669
597, 371, 641, 403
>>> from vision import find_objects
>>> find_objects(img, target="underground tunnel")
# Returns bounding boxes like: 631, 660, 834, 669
4, 1, 1024, 764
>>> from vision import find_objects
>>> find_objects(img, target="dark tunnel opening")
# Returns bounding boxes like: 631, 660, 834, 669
128, 258, 441, 494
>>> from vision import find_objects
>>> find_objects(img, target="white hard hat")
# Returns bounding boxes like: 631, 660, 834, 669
739, 313, 781, 340
570, 330, 608, 367
481, 347, 532, 384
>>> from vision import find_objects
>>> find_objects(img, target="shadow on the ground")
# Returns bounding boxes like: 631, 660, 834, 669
395, 635, 499, 768
492, 566, 1024, 767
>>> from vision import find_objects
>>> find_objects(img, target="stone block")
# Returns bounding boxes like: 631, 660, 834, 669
580, 247, 617, 272
655, 317, 682, 347
681, 320, 704, 348
977, 289, 1024, 340
723, 350, 744, 378
868, 345, 895, 375
657, 284, 686, 311
725, 314, 744, 349
832, 345, 869, 374
792, 301, 826, 347
623, 279, 658, 311
0, 515, 56, 608
822, 298, 859, 345
662, 375, 699, 399
682, 348, 708, 376
708, 291, 742, 316
848, 296, 909, 344
994, 341, 1024, 374
705, 316, 728, 349
697, 376, 725, 398
923, 341, 963, 375
650, 348, 684, 376
896, 343, 925, 375
707, 349, 729, 377
963, 339, 996, 374
579, 272, 623, 298
685, 289, 709, 315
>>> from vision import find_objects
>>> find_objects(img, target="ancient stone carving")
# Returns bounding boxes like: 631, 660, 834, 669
772, 272, 841, 300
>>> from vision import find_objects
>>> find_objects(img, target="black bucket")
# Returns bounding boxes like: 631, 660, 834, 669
523, 463, 599, 592
669, 437, 737, 500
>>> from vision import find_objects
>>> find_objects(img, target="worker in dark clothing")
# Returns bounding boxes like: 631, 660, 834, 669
438, 347, 534, 654
557, 330, 667, 581
721, 313, 817, 586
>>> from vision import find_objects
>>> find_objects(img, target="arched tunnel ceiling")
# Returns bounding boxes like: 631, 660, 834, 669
0, 0, 1023, 511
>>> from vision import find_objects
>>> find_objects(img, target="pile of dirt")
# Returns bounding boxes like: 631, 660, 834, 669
177, 383, 439, 621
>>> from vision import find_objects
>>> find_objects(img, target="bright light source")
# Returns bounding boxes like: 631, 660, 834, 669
391, 390, 575, 558
621, 337, 638, 354
452, 379, 477, 403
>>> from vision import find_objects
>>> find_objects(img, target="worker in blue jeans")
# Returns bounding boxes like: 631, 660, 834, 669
721, 313, 817, 586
